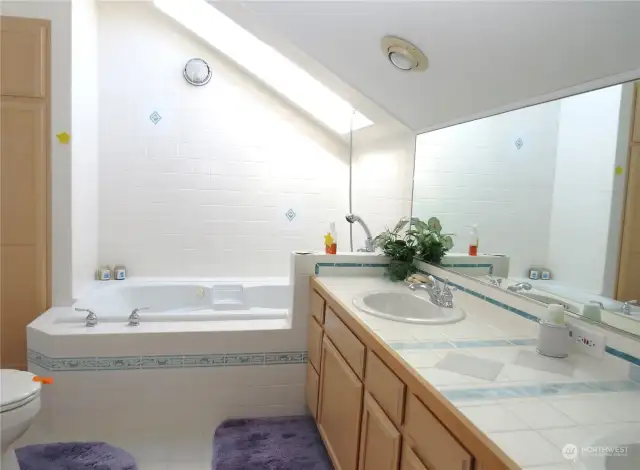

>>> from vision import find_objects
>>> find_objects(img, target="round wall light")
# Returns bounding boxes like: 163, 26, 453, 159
183, 58, 212, 86
381, 36, 428, 72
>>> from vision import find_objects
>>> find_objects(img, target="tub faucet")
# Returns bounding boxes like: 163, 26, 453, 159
486, 275, 503, 288
622, 300, 638, 315
507, 282, 533, 293
128, 306, 150, 326
345, 213, 375, 252
75, 308, 97, 327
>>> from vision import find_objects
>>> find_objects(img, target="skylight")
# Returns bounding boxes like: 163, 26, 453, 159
153, 0, 373, 134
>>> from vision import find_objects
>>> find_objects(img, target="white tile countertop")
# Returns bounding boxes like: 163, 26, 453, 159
315, 275, 640, 470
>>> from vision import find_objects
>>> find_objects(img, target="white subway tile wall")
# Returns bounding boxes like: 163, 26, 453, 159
97, 3, 411, 277
413, 100, 561, 277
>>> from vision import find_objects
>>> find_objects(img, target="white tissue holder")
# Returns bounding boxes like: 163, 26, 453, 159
536, 320, 570, 358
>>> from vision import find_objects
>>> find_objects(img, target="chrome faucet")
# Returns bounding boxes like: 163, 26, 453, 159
128, 306, 151, 326
507, 282, 533, 293
486, 275, 503, 288
621, 300, 638, 316
75, 308, 97, 327
409, 276, 455, 308
345, 213, 375, 252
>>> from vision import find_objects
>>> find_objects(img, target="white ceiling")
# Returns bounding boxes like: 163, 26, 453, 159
213, 1, 640, 133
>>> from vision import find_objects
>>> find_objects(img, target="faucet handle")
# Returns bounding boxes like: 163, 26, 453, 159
75, 308, 97, 327
131, 306, 151, 315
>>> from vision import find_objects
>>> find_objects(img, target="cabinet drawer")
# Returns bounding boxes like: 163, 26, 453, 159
365, 351, 405, 427
325, 307, 365, 378
306, 362, 319, 418
308, 317, 323, 372
311, 290, 326, 323
404, 394, 472, 470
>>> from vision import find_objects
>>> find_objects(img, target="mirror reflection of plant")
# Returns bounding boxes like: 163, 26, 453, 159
408, 217, 454, 265
373, 216, 454, 265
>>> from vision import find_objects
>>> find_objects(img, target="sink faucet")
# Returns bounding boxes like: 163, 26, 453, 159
409, 276, 455, 308
345, 213, 375, 252
507, 282, 532, 293
75, 308, 97, 327
622, 300, 638, 315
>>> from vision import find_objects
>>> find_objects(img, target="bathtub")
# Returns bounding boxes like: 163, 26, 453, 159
66, 278, 292, 324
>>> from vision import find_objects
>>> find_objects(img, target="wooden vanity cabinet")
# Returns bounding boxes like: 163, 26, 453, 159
317, 336, 363, 470
307, 282, 517, 470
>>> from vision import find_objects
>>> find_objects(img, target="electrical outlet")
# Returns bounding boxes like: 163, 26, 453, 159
568, 321, 605, 358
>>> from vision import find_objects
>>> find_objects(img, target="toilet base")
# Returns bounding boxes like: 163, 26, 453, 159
1, 445, 20, 470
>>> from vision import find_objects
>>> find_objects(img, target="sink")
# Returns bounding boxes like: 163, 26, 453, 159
579, 427, 640, 469
352, 291, 465, 325
521, 292, 579, 314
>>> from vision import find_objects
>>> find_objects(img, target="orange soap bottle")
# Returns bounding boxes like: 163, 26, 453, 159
325, 222, 337, 254
468, 225, 479, 256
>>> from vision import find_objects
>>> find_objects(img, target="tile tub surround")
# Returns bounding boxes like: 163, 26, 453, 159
315, 275, 640, 469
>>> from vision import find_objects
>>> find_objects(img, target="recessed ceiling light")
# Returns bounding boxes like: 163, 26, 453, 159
381, 36, 428, 72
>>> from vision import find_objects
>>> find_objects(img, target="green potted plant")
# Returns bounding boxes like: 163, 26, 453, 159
409, 217, 454, 264
373, 217, 416, 281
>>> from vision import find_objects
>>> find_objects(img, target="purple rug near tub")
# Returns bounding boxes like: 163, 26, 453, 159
16, 442, 137, 470
213, 416, 333, 470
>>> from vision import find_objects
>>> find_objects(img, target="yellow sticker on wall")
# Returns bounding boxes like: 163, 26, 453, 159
56, 132, 71, 144
615, 166, 624, 175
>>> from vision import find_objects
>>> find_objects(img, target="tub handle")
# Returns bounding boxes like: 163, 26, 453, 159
128, 306, 150, 326
75, 308, 98, 327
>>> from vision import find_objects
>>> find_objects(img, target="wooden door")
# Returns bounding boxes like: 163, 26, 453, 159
358, 391, 401, 470
0, 16, 50, 370
317, 336, 364, 470
633, 84, 640, 143
399, 445, 429, 470
618, 146, 640, 300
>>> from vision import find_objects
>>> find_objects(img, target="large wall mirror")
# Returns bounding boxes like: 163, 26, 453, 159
412, 81, 640, 337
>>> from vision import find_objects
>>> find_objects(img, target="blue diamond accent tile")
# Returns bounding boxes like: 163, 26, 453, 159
514, 137, 524, 149
285, 209, 296, 221
149, 111, 162, 125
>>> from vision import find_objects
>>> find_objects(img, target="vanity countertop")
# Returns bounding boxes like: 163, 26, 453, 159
315, 275, 640, 470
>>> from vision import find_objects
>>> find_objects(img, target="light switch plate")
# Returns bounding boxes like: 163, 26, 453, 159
568, 321, 605, 358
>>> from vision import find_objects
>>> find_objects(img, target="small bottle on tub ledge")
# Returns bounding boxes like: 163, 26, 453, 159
95, 265, 111, 281
324, 222, 337, 254
113, 264, 127, 280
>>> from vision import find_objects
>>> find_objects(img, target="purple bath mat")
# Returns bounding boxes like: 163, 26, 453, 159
213, 415, 333, 470
16, 442, 137, 470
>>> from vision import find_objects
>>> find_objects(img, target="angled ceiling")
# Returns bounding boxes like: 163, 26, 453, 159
214, 1, 640, 133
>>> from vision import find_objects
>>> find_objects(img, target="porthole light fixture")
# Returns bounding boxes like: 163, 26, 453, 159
381, 36, 428, 72
183, 58, 212, 86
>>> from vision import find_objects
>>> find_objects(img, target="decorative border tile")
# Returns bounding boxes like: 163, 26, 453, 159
315, 262, 389, 275
442, 380, 640, 403
28, 349, 307, 372
387, 338, 537, 351
441, 263, 494, 275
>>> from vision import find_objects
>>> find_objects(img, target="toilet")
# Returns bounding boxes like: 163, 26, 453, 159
1, 369, 42, 470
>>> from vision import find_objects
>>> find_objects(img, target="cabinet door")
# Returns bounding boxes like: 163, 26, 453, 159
318, 336, 364, 470
358, 392, 401, 470
0, 16, 49, 98
1, 97, 49, 370
400, 445, 429, 470
633, 83, 640, 143
308, 316, 323, 371
306, 362, 319, 418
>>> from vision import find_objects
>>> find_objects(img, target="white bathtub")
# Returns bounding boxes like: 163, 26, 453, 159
65, 278, 291, 324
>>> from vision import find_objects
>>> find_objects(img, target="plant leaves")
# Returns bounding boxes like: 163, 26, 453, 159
442, 235, 454, 250
427, 217, 442, 234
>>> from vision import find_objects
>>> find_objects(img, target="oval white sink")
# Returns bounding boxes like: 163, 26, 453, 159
352, 291, 465, 325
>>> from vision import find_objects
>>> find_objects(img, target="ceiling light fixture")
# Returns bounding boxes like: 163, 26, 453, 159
381, 36, 428, 72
